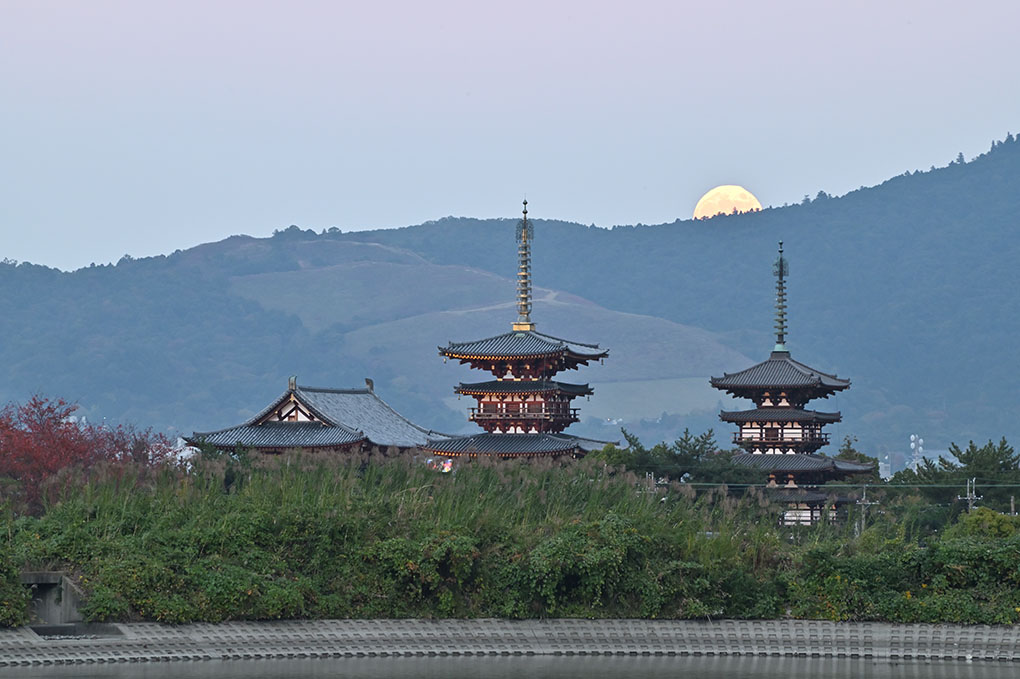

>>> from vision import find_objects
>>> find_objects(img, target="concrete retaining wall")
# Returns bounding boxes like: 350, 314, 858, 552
2, 618, 1020, 668
18, 572, 84, 626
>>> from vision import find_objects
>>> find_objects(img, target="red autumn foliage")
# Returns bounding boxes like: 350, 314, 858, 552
0, 395, 173, 511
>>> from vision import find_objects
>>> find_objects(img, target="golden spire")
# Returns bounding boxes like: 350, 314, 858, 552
512, 199, 535, 332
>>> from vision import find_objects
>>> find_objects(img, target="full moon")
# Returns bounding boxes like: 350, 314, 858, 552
693, 185, 762, 219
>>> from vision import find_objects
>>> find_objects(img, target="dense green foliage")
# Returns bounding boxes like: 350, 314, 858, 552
592, 429, 768, 485
4, 456, 783, 624
5, 452, 1020, 627
892, 439, 1020, 512
0, 547, 29, 627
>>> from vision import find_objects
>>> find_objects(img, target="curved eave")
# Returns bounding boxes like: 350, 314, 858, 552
833, 459, 875, 473
719, 409, 842, 424
441, 348, 568, 362
187, 422, 368, 450
185, 439, 363, 452
423, 433, 613, 457
440, 349, 607, 364
713, 381, 849, 392
710, 352, 850, 395
710, 377, 849, 391
454, 382, 593, 397
437, 330, 608, 364
426, 450, 574, 459
732, 453, 874, 475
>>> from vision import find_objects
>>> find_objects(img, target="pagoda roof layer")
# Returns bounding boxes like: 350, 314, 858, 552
192, 383, 447, 450
731, 453, 872, 474
440, 330, 607, 361
192, 421, 364, 449
456, 380, 593, 396
719, 408, 841, 424
711, 351, 849, 394
425, 432, 612, 457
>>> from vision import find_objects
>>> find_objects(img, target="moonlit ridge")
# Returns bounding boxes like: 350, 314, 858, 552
693, 185, 763, 219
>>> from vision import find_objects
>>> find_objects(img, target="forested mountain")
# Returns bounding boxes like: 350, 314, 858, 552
2, 134, 1018, 464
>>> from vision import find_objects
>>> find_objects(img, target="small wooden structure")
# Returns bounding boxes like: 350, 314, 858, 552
189, 377, 446, 454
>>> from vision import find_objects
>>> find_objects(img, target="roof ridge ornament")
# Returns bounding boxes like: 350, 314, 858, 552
513, 199, 535, 332
773, 240, 789, 352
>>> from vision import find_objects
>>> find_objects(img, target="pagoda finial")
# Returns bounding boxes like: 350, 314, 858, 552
513, 199, 535, 331
773, 240, 789, 352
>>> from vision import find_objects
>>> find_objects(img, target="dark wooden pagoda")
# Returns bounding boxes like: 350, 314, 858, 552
425, 201, 610, 458
710, 242, 872, 524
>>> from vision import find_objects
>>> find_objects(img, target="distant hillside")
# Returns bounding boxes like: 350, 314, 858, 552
333, 135, 1020, 459
0, 230, 749, 438
1, 133, 1018, 461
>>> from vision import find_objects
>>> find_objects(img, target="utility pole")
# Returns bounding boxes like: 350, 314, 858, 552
957, 477, 982, 512
856, 485, 880, 536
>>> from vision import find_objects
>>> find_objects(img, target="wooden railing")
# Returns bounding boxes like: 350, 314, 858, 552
470, 407, 580, 421
733, 431, 830, 445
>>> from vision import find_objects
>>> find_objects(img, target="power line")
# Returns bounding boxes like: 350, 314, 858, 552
856, 485, 880, 534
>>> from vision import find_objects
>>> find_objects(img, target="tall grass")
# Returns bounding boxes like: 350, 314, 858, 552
4, 454, 1020, 625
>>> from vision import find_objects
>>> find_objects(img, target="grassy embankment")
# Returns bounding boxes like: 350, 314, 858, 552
3, 454, 1020, 627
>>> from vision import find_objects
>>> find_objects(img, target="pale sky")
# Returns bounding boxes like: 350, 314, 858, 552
2, 0, 1018, 271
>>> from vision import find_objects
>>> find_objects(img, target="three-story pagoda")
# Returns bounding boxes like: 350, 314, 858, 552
425, 201, 610, 458
710, 242, 872, 522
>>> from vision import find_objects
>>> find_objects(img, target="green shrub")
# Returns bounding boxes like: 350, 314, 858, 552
943, 506, 1020, 539
10, 454, 1020, 624
0, 549, 29, 627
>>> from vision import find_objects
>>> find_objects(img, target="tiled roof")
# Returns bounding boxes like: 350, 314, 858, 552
731, 453, 873, 473
296, 386, 446, 448
425, 432, 612, 456
719, 408, 841, 424
832, 458, 875, 473
455, 380, 593, 396
440, 330, 607, 360
711, 351, 849, 393
191, 383, 447, 450
192, 421, 364, 449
